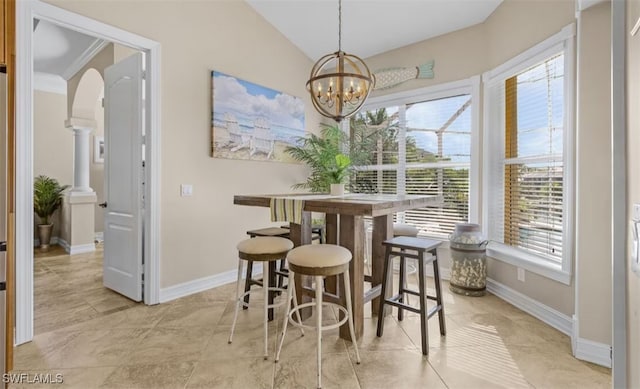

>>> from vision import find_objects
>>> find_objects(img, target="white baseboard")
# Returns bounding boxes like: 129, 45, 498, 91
572, 316, 612, 368
486, 278, 573, 336
58, 238, 95, 255
575, 337, 612, 368
159, 263, 263, 303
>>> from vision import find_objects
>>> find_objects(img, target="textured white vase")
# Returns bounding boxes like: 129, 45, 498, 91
330, 183, 345, 196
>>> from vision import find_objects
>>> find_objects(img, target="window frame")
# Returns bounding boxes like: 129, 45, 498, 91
352, 76, 481, 240
482, 24, 576, 285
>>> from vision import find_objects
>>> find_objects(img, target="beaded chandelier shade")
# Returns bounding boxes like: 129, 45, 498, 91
306, 0, 375, 123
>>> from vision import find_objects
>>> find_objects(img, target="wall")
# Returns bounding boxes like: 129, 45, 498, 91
626, 0, 640, 385
365, 0, 612, 351
574, 1, 612, 346
43, 0, 319, 287
364, 0, 576, 317
33, 89, 71, 239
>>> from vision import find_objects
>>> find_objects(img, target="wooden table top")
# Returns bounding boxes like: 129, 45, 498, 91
233, 193, 443, 217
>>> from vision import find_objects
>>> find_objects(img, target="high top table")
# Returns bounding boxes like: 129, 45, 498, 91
233, 193, 442, 340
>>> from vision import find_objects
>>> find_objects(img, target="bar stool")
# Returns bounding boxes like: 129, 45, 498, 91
376, 236, 446, 355
245, 227, 323, 312
228, 236, 295, 359
276, 244, 361, 389
243, 227, 291, 319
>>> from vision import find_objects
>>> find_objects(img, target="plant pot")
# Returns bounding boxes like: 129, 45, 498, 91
330, 183, 345, 196
37, 224, 53, 251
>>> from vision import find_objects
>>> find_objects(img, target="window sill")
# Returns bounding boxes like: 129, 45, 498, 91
486, 242, 571, 285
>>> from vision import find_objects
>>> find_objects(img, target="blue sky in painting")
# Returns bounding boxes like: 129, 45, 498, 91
212, 71, 305, 133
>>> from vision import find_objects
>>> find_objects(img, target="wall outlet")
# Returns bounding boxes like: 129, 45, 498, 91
517, 267, 525, 282
180, 184, 193, 197
634, 203, 640, 220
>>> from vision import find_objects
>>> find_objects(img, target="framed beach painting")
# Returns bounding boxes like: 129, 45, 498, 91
211, 71, 305, 162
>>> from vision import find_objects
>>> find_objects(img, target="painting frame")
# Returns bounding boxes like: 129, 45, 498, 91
211, 71, 305, 163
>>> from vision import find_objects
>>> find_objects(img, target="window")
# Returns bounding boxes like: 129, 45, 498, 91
349, 78, 480, 238
483, 25, 575, 283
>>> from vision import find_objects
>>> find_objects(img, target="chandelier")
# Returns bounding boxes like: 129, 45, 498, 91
306, 0, 375, 123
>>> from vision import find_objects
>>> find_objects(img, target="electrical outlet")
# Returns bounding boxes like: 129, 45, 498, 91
180, 184, 193, 197
517, 267, 525, 282
634, 203, 640, 220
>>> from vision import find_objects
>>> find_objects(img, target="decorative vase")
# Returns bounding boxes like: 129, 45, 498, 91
330, 183, 345, 196
38, 224, 53, 251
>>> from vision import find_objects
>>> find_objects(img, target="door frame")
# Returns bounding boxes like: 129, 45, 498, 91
15, 0, 161, 345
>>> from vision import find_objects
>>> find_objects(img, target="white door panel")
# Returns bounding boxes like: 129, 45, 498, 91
103, 53, 143, 301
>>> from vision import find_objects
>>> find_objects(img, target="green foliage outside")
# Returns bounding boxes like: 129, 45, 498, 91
33, 175, 69, 225
349, 108, 469, 222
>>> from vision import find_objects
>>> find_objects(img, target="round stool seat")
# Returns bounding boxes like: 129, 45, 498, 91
393, 223, 420, 237
286, 244, 351, 276
237, 237, 293, 261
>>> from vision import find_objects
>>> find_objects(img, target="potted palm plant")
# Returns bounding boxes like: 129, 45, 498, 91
286, 124, 352, 194
33, 175, 69, 251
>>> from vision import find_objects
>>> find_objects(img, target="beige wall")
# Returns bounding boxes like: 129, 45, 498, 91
365, 0, 576, 317
33, 90, 72, 239
44, 0, 318, 287
366, 0, 613, 349
575, 1, 612, 345
627, 0, 640, 386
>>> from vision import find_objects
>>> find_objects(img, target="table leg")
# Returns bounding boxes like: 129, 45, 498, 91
338, 214, 364, 340
290, 212, 313, 320
371, 215, 393, 317
324, 214, 339, 295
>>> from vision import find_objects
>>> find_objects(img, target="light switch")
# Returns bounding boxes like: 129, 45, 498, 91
180, 184, 193, 197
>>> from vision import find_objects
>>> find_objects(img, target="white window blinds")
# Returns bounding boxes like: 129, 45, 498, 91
350, 94, 472, 237
489, 53, 565, 263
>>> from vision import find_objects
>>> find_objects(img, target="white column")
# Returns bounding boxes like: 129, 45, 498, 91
70, 126, 94, 193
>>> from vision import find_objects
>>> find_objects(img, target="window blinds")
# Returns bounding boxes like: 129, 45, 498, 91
351, 94, 472, 237
493, 53, 565, 263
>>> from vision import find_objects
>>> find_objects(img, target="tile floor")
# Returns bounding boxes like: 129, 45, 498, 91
11, 246, 611, 388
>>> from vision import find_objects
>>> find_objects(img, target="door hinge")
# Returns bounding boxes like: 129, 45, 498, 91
141, 70, 147, 80
0, 241, 6, 252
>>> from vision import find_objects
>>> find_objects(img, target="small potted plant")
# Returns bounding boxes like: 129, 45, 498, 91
286, 124, 352, 193
33, 175, 69, 251
327, 153, 351, 195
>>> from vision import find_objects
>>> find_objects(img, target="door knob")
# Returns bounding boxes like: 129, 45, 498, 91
99, 202, 107, 208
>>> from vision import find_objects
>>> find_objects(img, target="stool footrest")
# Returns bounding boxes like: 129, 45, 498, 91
288, 301, 349, 331
238, 287, 287, 309
383, 295, 422, 315
399, 288, 420, 297
427, 305, 443, 319
365, 285, 382, 303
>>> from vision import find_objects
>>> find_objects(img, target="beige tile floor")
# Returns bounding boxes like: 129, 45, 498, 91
11, 246, 611, 388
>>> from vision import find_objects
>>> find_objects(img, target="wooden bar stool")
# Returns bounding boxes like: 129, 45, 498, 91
228, 236, 294, 359
243, 227, 291, 319
376, 236, 446, 355
276, 244, 361, 389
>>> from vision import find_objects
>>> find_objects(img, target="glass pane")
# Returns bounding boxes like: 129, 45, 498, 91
504, 162, 563, 262
349, 107, 400, 166
514, 54, 564, 158
406, 94, 471, 164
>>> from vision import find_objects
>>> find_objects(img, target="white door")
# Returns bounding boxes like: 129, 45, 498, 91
103, 53, 144, 301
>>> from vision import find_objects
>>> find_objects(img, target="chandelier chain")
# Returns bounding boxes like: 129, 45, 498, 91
338, 0, 342, 52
